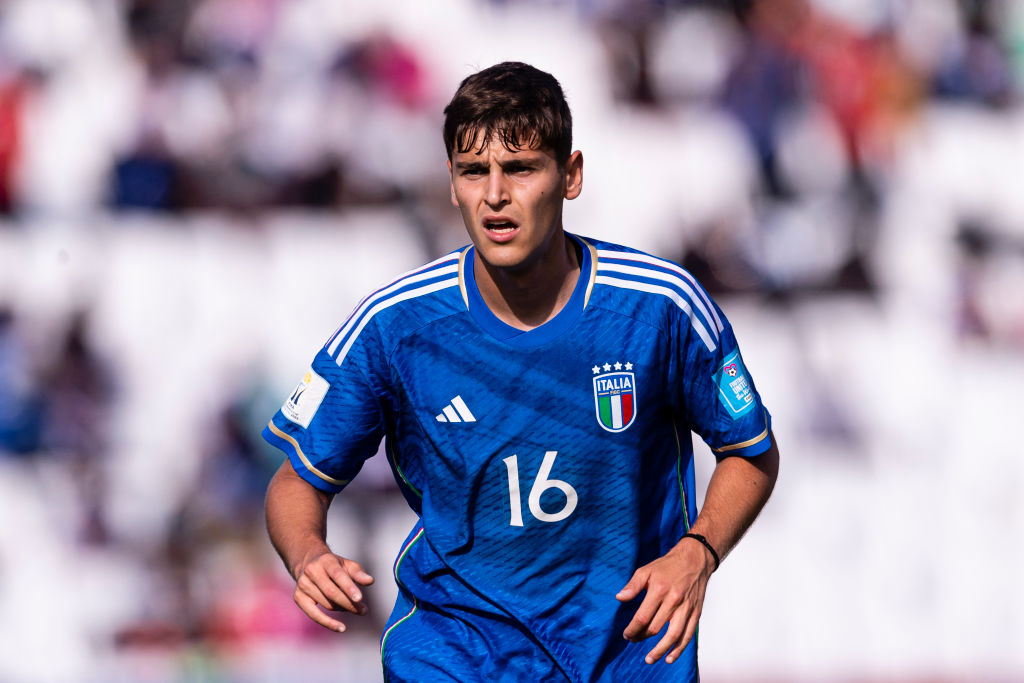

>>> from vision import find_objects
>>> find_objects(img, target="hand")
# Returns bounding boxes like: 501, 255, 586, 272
615, 538, 715, 665
292, 550, 375, 633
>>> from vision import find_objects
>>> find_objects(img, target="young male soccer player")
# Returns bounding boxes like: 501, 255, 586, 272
264, 61, 779, 682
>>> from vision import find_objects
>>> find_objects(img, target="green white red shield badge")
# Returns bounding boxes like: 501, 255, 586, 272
593, 364, 636, 432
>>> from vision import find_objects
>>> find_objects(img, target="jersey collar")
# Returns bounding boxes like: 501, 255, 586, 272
458, 233, 596, 348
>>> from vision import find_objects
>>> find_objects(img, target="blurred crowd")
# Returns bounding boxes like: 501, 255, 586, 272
2, 0, 1024, 681
3, 0, 1023, 316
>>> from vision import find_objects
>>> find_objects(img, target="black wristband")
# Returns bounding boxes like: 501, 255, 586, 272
682, 533, 720, 571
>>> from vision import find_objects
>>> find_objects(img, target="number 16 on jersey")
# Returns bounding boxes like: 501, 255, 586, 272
502, 451, 578, 526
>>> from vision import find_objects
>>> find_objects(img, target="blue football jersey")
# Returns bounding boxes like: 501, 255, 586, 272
263, 235, 772, 682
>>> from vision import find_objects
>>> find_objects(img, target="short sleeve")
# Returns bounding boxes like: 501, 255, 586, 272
262, 344, 386, 493
677, 297, 772, 458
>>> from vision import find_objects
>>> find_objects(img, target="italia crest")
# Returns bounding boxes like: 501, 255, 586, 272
592, 361, 637, 433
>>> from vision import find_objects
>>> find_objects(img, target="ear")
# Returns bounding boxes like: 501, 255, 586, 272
447, 159, 459, 208
563, 150, 583, 200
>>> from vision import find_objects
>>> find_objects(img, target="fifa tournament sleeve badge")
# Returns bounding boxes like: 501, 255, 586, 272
282, 367, 330, 428
714, 350, 756, 418
592, 361, 636, 433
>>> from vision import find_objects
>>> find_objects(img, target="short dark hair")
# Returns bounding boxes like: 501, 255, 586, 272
443, 62, 573, 165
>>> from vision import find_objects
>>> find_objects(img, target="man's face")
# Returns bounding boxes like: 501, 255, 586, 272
448, 134, 582, 272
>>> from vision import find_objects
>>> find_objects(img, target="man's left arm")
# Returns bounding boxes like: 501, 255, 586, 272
616, 433, 780, 665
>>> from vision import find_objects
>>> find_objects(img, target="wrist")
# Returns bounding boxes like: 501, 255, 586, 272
681, 532, 720, 572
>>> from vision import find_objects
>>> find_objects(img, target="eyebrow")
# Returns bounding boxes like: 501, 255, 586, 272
502, 159, 538, 168
454, 160, 489, 172
454, 155, 544, 172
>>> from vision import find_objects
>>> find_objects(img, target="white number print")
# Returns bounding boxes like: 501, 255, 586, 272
502, 451, 578, 527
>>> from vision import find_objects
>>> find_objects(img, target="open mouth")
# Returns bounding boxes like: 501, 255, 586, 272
484, 218, 518, 234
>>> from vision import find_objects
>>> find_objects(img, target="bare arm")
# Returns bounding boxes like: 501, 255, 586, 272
617, 433, 780, 664
687, 432, 780, 564
266, 459, 375, 632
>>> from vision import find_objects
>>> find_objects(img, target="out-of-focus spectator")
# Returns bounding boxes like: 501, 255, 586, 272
110, 5, 183, 211
0, 306, 45, 454
721, 0, 803, 197
326, 31, 442, 208
724, 0, 925, 193
0, 66, 30, 214
106, 0, 446, 214
40, 310, 117, 545
955, 220, 1024, 348
933, 0, 1015, 107
176, 388, 278, 545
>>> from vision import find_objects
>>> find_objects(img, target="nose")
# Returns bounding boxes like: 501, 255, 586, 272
485, 169, 509, 209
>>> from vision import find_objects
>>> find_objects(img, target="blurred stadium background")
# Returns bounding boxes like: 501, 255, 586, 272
1, 0, 1023, 680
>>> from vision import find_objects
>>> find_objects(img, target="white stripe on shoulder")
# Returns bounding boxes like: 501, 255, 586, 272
596, 250, 723, 333
597, 262, 720, 344
333, 276, 460, 365
327, 253, 461, 356
595, 274, 717, 352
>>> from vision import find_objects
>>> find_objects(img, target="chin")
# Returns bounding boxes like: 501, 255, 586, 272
476, 243, 532, 269
478, 250, 522, 269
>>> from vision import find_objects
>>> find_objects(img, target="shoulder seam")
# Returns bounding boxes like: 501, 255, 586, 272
326, 256, 462, 365
325, 252, 462, 352
595, 249, 724, 334
594, 273, 719, 352
330, 276, 461, 366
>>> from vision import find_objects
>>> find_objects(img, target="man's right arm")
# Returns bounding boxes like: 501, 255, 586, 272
265, 459, 375, 633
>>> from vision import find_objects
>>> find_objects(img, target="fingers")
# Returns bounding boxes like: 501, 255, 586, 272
619, 566, 679, 642
618, 568, 653, 641
617, 563, 707, 665
296, 571, 336, 610
323, 560, 372, 613
344, 558, 376, 587
615, 567, 648, 603
297, 567, 362, 614
301, 565, 362, 613
293, 553, 376, 632
622, 583, 685, 643
641, 591, 680, 642
617, 542, 714, 664
665, 610, 700, 664
622, 590, 661, 641
293, 589, 347, 633
644, 612, 685, 664
647, 595, 705, 665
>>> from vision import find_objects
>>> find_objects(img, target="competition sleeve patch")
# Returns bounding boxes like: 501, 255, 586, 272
714, 350, 756, 418
281, 367, 330, 428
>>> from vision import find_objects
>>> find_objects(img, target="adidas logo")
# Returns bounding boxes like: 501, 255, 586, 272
435, 395, 476, 423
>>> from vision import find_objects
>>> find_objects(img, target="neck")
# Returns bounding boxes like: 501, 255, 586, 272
473, 232, 581, 331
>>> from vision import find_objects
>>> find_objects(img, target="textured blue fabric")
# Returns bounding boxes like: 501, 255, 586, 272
263, 235, 771, 682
